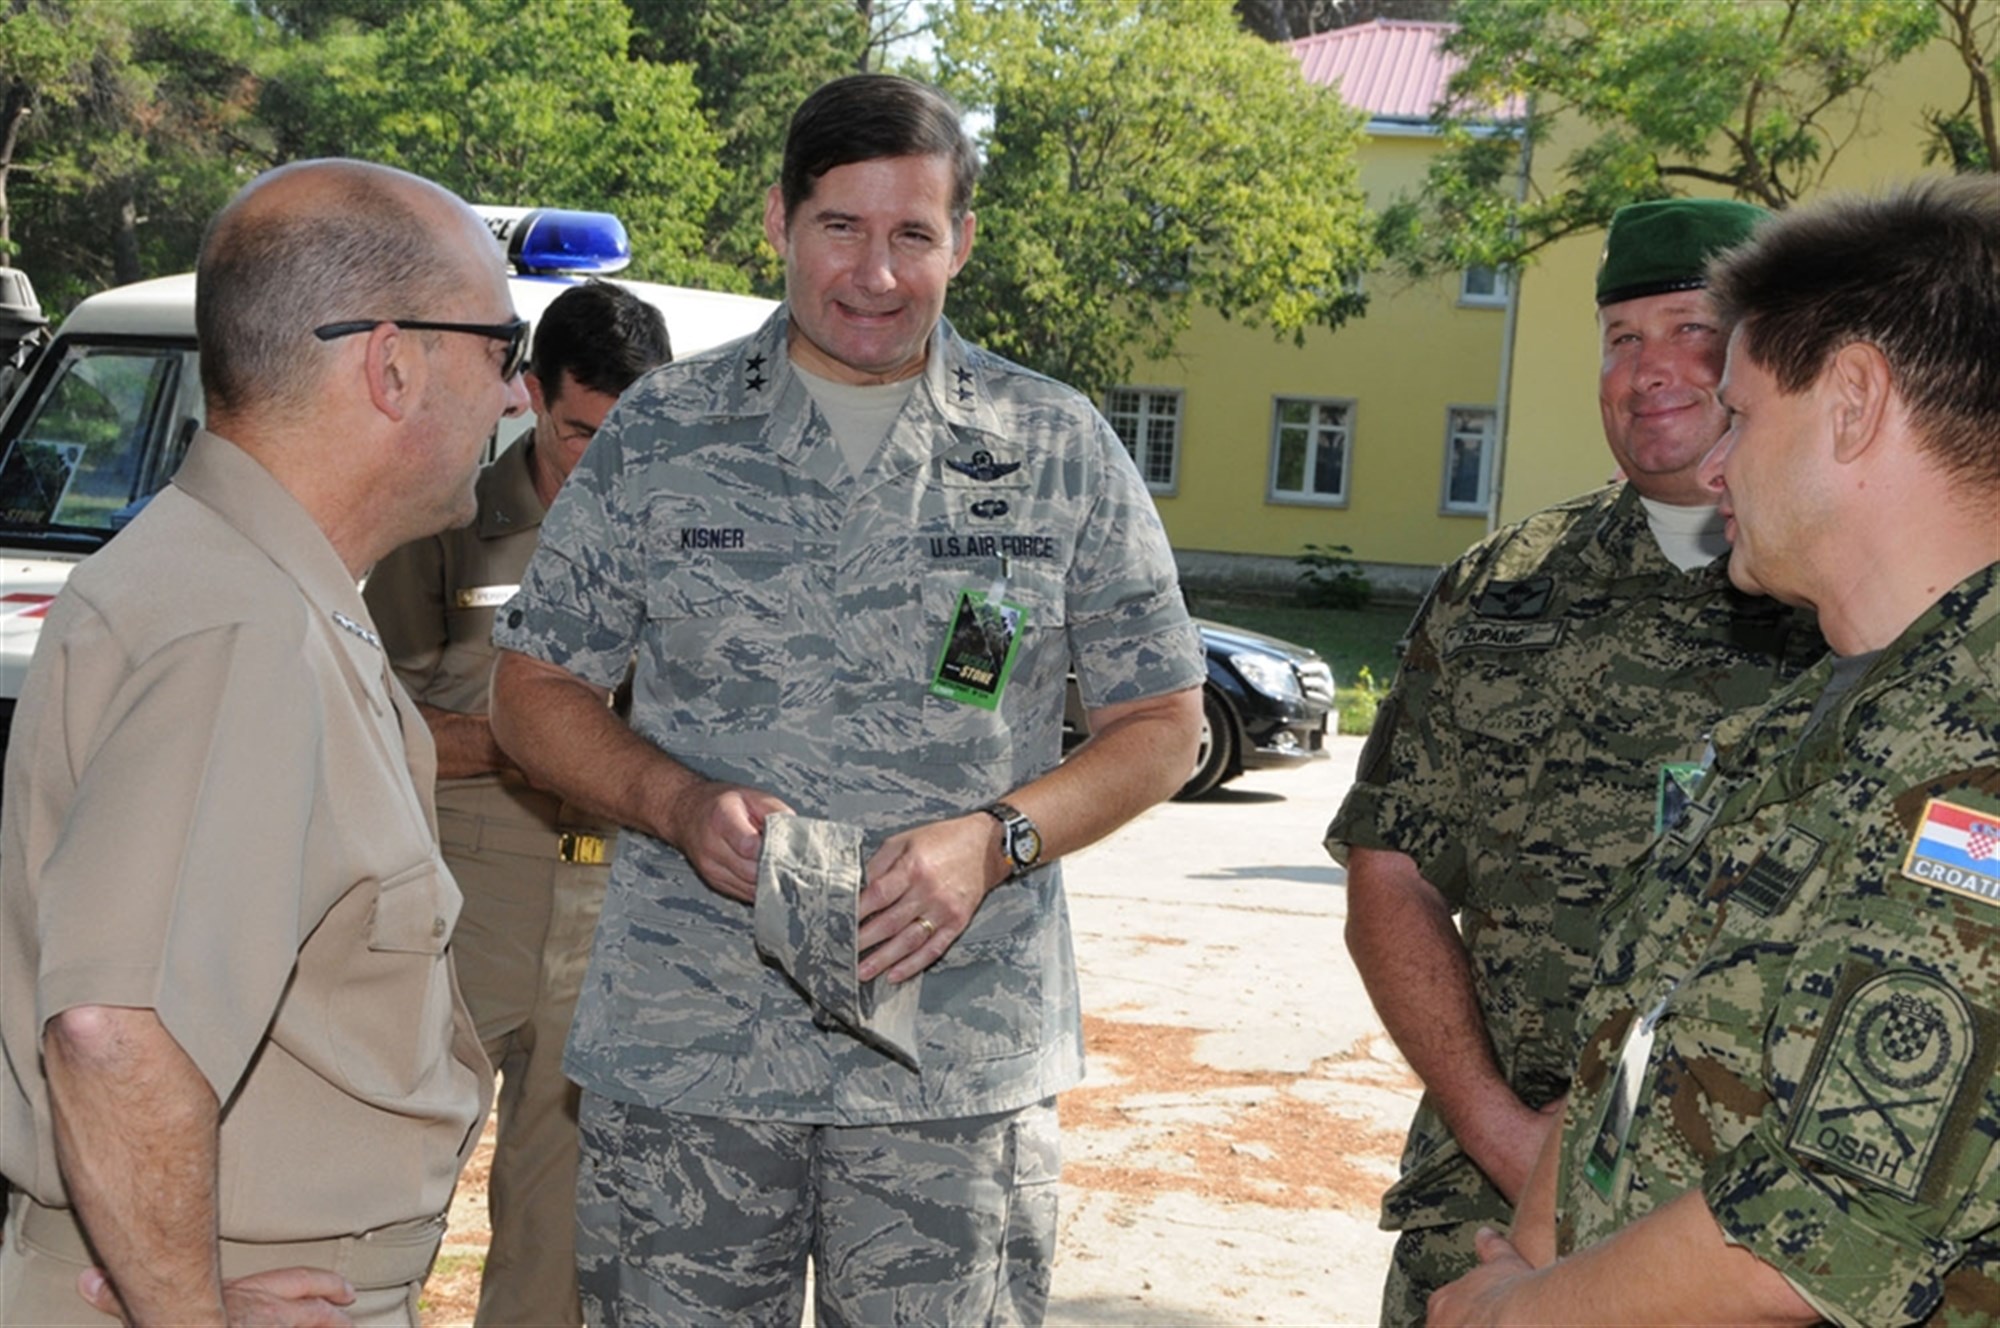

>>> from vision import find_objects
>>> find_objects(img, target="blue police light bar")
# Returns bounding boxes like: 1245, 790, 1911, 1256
472, 206, 632, 276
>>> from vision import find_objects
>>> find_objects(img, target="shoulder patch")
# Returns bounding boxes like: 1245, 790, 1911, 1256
1900, 797, 2000, 906
1788, 966, 1998, 1204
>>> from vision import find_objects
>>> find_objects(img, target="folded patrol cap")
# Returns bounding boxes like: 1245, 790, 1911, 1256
1595, 198, 1771, 307
754, 813, 923, 1069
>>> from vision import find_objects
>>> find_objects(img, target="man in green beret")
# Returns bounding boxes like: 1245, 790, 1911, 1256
1325, 197, 1825, 1324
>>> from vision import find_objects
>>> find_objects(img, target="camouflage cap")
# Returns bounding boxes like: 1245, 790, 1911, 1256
753, 813, 923, 1069
1596, 199, 1771, 307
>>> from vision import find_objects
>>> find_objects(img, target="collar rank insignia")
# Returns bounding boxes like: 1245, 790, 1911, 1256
945, 449, 1020, 482
954, 365, 976, 402
331, 610, 381, 649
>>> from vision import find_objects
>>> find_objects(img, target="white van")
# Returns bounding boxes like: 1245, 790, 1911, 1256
0, 208, 776, 769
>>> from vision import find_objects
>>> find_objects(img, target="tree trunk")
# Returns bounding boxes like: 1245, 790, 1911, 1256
0, 81, 33, 257
113, 194, 142, 287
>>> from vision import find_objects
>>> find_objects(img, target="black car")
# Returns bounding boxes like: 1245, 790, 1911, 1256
1064, 616, 1335, 800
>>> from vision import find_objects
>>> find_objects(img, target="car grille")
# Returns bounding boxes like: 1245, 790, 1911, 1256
1296, 659, 1335, 707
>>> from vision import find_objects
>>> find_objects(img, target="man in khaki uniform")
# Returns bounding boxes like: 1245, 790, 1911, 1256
0, 159, 519, 1326
364, 280, 669, 1327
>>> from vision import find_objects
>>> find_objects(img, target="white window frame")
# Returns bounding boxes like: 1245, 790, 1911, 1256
1103, 386, 1181, 495
1459, 265, 1510, 308
1267, 395, 1354, 508
1440, 405, 1498, 516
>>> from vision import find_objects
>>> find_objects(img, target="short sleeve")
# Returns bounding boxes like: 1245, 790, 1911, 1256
34, 614, 323, 1101
493, 409, 645, 689
1702, 794, 2000, 1325
1063, 413, 1203, 711
1324, 564, 1468, 903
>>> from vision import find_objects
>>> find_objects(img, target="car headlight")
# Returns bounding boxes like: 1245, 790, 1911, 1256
1296, 659, 1335, 706
1230, 651, 1302, 704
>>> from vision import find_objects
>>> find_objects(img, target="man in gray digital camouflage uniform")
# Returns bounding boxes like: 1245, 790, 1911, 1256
1325, 198, 1825, 1324
1429, 174, 2000, 1328
487, 73, 1202, 1327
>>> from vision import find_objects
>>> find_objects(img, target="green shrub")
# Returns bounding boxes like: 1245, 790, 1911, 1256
1296, 542, 1372, 610
1336, 663, 1383, 735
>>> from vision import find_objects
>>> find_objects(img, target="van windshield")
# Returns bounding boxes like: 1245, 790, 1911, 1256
0, 340, 202, 543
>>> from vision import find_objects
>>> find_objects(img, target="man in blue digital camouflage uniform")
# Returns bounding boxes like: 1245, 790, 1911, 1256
1430, 176, 2000, 1327
1327, 199, 1824, 1323
487, 74, 1203, 1327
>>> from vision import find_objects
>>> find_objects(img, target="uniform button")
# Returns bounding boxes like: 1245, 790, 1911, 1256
507, 609, 523, 628
432, 917, 447, 939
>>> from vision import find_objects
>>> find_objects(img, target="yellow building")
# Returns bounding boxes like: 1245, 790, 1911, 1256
1113, 20, 1514, 598
1133, 17, 1986, 595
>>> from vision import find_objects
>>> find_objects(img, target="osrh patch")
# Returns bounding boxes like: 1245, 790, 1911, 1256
1788, 966, 1996, 1204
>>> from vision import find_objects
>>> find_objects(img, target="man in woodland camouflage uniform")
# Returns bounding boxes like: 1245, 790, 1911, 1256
1325, 198, 1824, 1323
1430, 173, 2000, 1328
487, 74, 1202, 1326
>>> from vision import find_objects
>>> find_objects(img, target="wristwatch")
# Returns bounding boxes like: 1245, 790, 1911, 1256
981, 800, 1044, 878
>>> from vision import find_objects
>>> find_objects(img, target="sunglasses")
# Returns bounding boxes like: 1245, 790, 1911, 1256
314, 317, 531, 381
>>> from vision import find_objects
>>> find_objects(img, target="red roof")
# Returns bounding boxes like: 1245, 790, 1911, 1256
1291, 19, 1520, 123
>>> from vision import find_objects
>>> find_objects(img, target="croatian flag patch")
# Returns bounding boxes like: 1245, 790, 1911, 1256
1900, 798, 2000, 905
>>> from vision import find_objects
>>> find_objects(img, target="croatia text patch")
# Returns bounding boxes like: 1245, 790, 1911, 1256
1900, 798, 2000, 906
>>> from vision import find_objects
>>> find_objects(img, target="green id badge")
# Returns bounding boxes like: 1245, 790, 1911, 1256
930, 589, 1026, 710
1656, 761, 1705, 834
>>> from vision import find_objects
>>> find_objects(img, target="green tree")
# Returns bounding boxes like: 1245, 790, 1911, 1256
1925, 0, 1997, 170
1381, 0, 1943, 276
251, 0, 410, 40
0, 0, 111, 262
1234, 0, 1455, 42
935, 0, 1374, 398
628, 0, 870, 291
3, 0, 265, 309
268, 0, 730, 288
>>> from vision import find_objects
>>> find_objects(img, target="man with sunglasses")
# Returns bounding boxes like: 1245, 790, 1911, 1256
0, 159, 524, 1325
364, 280, 671, 1328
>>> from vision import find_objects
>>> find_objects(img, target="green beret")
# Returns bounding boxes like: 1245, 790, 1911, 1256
1595, 198, 1771, 307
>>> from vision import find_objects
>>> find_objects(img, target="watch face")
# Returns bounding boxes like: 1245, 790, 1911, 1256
1013, 825, 1043, 866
